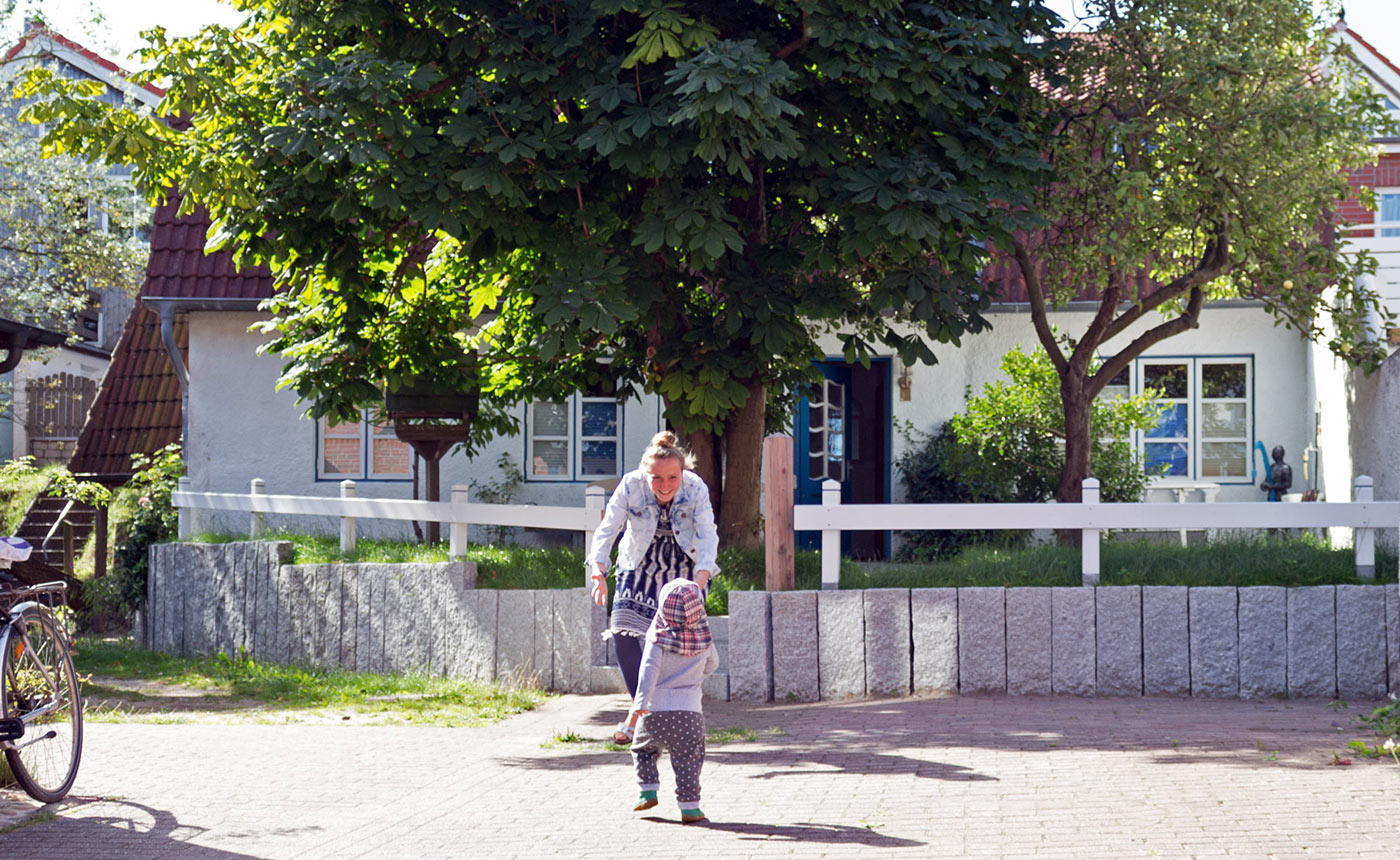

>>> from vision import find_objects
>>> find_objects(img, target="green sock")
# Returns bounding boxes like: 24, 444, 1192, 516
638, 790, 657, 802
682, 807, 703, 816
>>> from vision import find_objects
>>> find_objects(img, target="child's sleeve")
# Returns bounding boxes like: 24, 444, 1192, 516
702, 643, 719, 677
634, 640, 663, 712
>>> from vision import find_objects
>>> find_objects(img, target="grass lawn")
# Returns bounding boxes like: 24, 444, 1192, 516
73, 637, 548, 727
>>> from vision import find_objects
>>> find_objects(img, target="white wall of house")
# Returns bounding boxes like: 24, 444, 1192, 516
184, 310, 663, 540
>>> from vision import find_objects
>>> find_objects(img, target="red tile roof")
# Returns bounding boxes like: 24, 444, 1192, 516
68, 197, 273, 476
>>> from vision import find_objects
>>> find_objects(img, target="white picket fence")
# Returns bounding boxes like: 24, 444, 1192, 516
172, 477, 609, 582
174, 475, 1397, 591
794, 476, 1398, 587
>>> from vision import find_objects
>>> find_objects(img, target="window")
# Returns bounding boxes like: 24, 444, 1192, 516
317, 412, 412, 480
806, 378, 847, 482
526, 384, 622, 481
1132, 358, 1252, 482
1377, 189, 1400, 238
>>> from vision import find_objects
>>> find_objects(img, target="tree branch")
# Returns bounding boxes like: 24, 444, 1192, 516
1090, 285, 1205, 399
1100, 217, 1231, 343
1011, 234, 1067, 374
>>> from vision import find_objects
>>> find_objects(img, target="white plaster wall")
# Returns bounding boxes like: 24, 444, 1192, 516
10, 346, 110, 458
185, 311, 663, 540
810, 303, 1313, 505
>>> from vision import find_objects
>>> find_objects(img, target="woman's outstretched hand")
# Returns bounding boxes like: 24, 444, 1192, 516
694, 569, 711, 591
590, 565, 608, 606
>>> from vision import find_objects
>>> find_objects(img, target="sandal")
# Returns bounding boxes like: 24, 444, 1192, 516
612, 722, 634, 745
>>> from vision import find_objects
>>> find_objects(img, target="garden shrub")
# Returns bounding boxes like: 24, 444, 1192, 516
88, 444, 182, 619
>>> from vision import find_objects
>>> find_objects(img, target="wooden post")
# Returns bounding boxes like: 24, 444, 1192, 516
449, 484, 469, 559
177, 477, 191, 540
1081, 477, 1100, 587
250, 478, 265, 539
1355, 475, 1375, 580
94, 504, 108, 579
339, 479, 357, 555
821, 479, 841, 590
763, 435, 795, 591
584, 484, 606, 586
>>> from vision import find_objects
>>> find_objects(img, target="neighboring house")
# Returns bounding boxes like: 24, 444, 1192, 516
0, 22, 162, 467
88, 20, 1400, 554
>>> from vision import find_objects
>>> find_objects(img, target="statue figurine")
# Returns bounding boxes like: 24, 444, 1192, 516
1259, 445, 1292, 502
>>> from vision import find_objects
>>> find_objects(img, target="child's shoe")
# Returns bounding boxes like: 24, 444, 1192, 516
680, 808, 707, 824
633, 790, 658, 811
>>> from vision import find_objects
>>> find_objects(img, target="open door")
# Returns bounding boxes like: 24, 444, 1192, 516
794, 359, 890, 559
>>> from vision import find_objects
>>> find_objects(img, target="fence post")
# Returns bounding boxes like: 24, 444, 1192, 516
250, 478, 265, 539
340, 479, 357, 555
583, 484, 606, 585
1081, 477, 1100, 587
763, 435, 795, 591
449, 484, 469, 559
1355, 475, 1375, 580
177, 476, 191, 540
821, 479, 841, 590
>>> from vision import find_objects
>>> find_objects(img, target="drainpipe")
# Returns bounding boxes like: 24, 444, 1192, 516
157, 301, 190, 447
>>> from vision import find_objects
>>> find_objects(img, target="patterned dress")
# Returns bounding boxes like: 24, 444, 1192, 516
610, 501, 696, 637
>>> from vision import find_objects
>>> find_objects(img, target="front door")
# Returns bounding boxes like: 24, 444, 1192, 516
794, 359, 890, 559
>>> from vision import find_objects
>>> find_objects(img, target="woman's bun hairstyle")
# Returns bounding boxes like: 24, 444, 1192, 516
641, 430, 697, 471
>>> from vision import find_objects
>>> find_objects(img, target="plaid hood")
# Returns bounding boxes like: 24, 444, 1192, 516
646, 579, 712, 656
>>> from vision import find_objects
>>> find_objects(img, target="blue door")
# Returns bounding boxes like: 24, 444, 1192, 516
794, 359, 890, 558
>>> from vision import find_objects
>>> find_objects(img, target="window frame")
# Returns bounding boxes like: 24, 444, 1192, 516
1376, 187, 1400, 238
525, 394, 624, 483
1120, 355, 1254, 485
316, 410, 413, 481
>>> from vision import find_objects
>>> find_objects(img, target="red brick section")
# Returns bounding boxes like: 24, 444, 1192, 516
67, 198, 273, 477
1341, 153, 1400, 238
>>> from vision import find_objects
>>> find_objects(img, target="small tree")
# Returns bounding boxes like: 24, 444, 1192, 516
1013, 0, 1394, 503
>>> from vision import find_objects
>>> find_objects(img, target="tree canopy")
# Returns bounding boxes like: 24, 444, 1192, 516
1010, 0, 1394, 503
27, 0, 1061, 542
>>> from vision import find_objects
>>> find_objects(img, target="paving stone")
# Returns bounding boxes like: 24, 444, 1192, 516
1096, 587, 1142, 696
1006, 587, 1051, 695
1336, 585, 1387, 700
959, 587, 1006, 694
1051, 588, 1095, 695
863, 589, 910, 697
771, 591, 819, 702
912, 588, 958, 695
728, 591, 773, 702
1189, 587, 1238, 698
1143, 586, 1189, 696
1238, 586, 1286, 699
1287, 586, 1336, 699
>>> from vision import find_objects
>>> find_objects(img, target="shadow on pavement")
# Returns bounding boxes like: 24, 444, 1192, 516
0, 798, 318, 858
643, 816, 925, 847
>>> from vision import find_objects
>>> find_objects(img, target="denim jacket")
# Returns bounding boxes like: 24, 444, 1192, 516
586, 469, 720, 574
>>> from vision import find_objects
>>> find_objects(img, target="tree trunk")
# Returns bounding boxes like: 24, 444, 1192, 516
1058, 381, 1092, 505
676, 424, 722, 523
718, 381, 767, 548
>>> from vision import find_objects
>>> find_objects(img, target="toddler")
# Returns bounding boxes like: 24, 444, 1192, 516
625, 578, 718, 824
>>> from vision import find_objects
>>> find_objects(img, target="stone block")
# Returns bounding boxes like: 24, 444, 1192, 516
1006, 588, 1051, 695
702, 672, 729, 701
912, 589, 958, 694
709, 614, 730, 674
818, 590, 865, 699
533, 587, 555, 687
1142, 586, 1189, 696
1287, 586, 1336, 698
959, 587, 1006, 694
728, 591, 773, 702
1388, 584, 1399, 697
353, 566, 382, 674
1238, 587, 1286, 699
496, 590, 540, 687
1189, 587, 1238, 698
1336, 585, 1387, 700
1052, 588, 1095, 696
771, 591, 819, 702
252, 543, 280, 661
864, 589, 911, 697
552, 589, 592, 693
310, 563, 338, 668
1096, 587, 1142, 696
588, 664, 629, 695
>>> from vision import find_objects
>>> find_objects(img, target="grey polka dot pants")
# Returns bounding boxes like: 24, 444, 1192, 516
632, 710, 705, 808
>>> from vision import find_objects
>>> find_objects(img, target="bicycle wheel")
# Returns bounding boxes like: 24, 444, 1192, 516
2, 607, 83, 802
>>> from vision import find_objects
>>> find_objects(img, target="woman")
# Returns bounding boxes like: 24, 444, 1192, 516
588, 431, 718, 744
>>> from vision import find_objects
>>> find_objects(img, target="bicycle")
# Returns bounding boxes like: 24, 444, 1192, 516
0, 536, 83, 803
